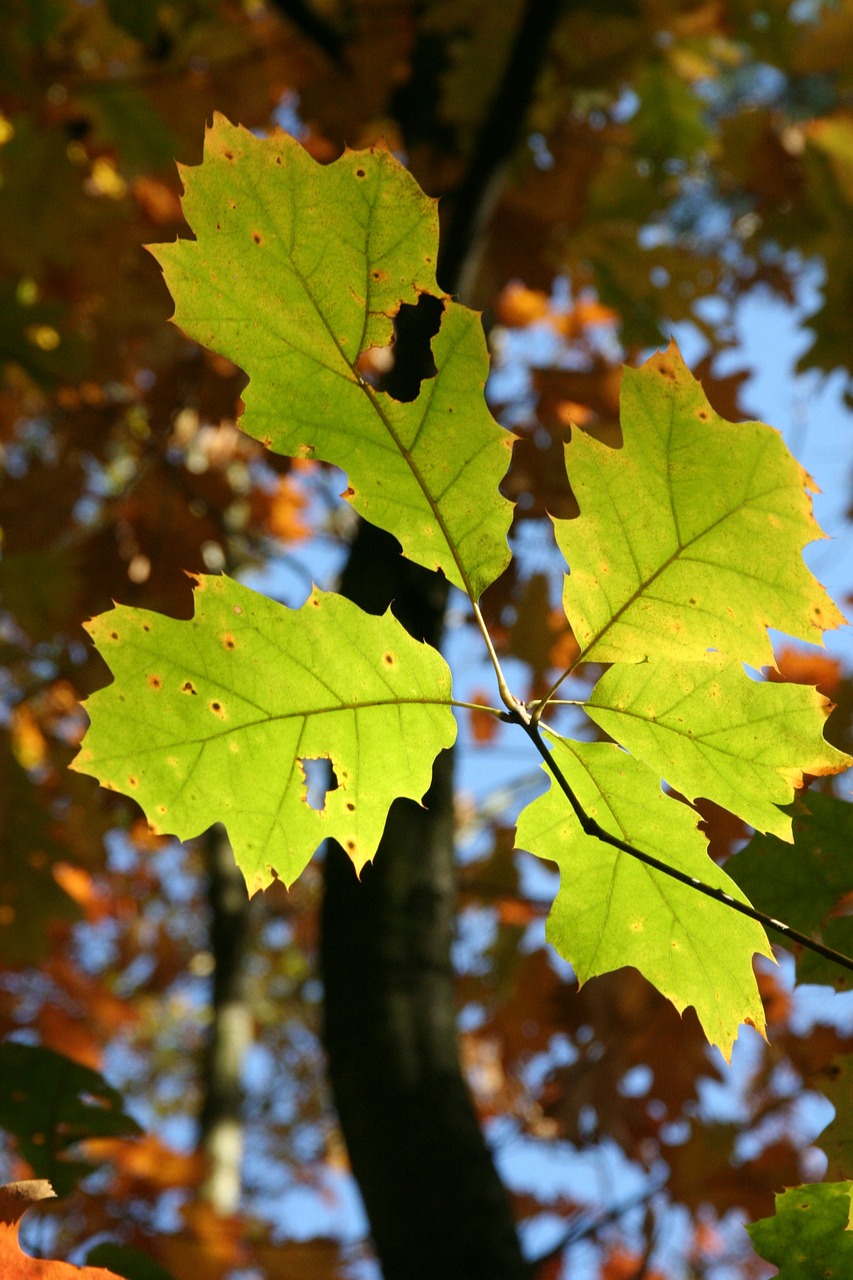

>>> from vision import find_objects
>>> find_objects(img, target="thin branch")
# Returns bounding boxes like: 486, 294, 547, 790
528, 1177, 668, 1272
265, 0, 347, 66
503, 708, 853, 978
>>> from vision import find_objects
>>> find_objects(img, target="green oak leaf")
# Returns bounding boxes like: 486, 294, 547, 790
0, 1041, 141, 1196
150, 114, 512, 599
747, 1182, 853, 1279
514, 735, 771, 1058
556, 341, 844, 667
817, 1056, 853, 1181
71, 574, 456, 893
729, 792, 853, 989
585, 656, 850, 840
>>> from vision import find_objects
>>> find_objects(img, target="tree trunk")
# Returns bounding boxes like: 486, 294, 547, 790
198, 827, 253, 1215
320, 3, 565, 1273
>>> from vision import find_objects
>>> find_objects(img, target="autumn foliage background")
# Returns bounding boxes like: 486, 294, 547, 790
3, 1, 853, 1277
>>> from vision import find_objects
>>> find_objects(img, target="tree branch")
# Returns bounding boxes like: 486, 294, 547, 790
512, 711, 853, 978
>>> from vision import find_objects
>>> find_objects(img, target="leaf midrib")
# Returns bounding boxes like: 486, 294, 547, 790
239, 155, 479, 599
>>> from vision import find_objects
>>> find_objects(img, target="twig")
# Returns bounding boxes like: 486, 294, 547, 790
502, 708, 853, 978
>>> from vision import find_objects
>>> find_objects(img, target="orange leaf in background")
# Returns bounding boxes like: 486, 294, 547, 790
160, 1201, 243, 1280
468, 690, 500, 744
553, 398, 596, 427
10, 704, 48, 771
600, 1246, 667, 1280
756, 965, 793, 1027
51, 865, 110, 922
0, 1181, 121, 1278
768, 645, 843, 695
495, 281, 550, 327
262, 474, 310, 542
83, 1135, 203, 1196
556, 298, 618, 340
132, 176, 183, 225
496, 897, 540, 927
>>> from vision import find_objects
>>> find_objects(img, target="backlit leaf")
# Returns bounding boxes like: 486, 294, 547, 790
72, 574, 456, 893
555, 342, 844, 667
514, 735, 771, 1058
586, 656, 850, 840
151, 115, 513, 599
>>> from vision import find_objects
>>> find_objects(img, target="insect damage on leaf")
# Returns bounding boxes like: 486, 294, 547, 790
150, 113, 513, 600
72, 576, 456, 894
75, 115, 853, 1060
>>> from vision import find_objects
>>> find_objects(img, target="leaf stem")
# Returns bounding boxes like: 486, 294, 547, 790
506, 709, 853, 978
530, 659, 582, 725
470, 599, 523, 715
450, 698, 504, 717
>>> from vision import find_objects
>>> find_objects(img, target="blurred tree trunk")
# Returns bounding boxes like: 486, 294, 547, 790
198, 827, 253, 1215
321, 3, 562, 1274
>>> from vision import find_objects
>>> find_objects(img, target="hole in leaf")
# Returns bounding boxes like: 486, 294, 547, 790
299, 757, 338, 811
384, 294, 444, 402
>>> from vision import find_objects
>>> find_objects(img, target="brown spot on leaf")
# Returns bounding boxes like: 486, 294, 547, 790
342, 486, 355, 498
252, 231, 262, 245
224, 149, 235, 161
383, 651, 395, 666
355, 168, 366, 178
371, 269, 388, 282
148, 674, 163, 690
142, 623, 151, 632
696, 409, 709, 421
346, 802, 355, 812
345, 839, 356, 853
157, 805, 167, 815
655, 360, 675, 380
222, 633, 236, 650
275, 156, 282, 165
210, 701, 226, 719
128, 775, 138, 788
182, 681, 197, 695
110, 631, 119, 640
233, 604, 243, 616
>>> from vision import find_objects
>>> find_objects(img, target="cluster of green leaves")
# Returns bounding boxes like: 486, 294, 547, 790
71, 115, 853, 1266
73, 114, 850, 1053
